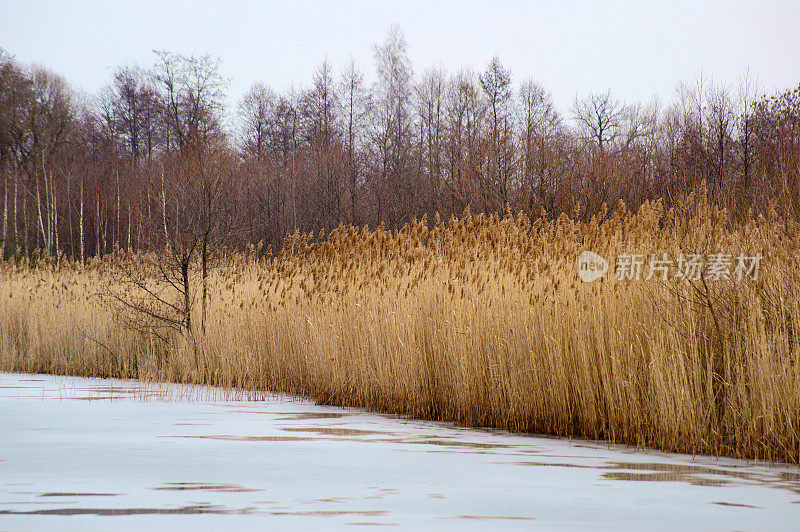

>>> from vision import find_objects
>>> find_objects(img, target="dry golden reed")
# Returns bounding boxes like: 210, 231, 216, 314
2, 187, 799, 462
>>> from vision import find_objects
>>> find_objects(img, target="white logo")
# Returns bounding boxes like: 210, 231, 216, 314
577, 250, 608, 282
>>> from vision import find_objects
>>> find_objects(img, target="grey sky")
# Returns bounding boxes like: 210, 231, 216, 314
2, 0, 799, 117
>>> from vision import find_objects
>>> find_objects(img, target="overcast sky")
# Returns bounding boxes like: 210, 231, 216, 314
2, 0, 799, 116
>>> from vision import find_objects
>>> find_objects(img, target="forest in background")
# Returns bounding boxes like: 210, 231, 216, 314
0, 25, 799, 261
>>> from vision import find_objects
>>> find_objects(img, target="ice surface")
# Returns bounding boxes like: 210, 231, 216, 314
1, 372, 798, 530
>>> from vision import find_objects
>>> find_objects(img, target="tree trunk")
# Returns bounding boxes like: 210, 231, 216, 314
79, 176, 85, 264
96, 189, 101, 258
127, 199, 132, 250
52, 180, 58, 256
67, 172, 73, 260
13, 169, 18, 254
23, 196, 28, 259
1, 167, 7, 260
161, 168, 169, 248
201, 236, 208, 334
182, 260, 191, 334
116, 168, 121, 249
35, 171, 48, 255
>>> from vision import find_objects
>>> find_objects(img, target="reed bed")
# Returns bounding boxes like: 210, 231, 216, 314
2, 189, 799, 462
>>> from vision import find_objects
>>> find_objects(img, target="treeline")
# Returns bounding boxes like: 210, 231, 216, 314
0, 26, 799, 260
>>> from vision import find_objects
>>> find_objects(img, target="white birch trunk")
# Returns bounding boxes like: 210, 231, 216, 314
52, 181, 58, 255
79, 176, 84, 264
161, 168, 169, 248
67, 172, 73, 260
1, 168, 7, 260
116, 168, 120, 249
13, 167, 17, 251
43, 155, 53, 255
96, 190, 101, 257
35, 173, 48, 255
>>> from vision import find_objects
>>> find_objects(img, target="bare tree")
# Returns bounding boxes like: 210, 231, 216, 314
371, 24, 413, 225
238, 82, 278, 243
573, 90, 625, 156
301, 60, 343, 229
238, 82, 275, 162
416, 67, 446, 218
339, 59, 369, 225
518, 78, 560, 213
443, 70, 485, 212
480, 57, 513, 209
0, 53, 32, 258
736, 70, 759, 190
152, 50, 226, 153
113, 52, 232, 341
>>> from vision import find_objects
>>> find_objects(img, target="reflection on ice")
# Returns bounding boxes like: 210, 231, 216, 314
282, 427, 390, 436
603, 471, 730, 486
153, 482, 260, 493
174, 434, 316, 442
40, 492, 119, 497
277, 412, 349, 420
0, 504, 257, 516
2, 372, 800, 530
441, 515, 536, 521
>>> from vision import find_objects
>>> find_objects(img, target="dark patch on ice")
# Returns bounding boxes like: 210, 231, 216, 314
509, 459, 800, 494
168, 434, 316, 442
270, 510, 388, 516
79, 386, 138, 393
40, 492, 119, 497
0, 504, 256, 515
513, 461, 598, 469
154, 482, 259, 492
712, 501, 760, 508
277, 412, 349, 420
400, 438, 510, 449
440, 514, 535, 520
603, 471, 729, 486
0, 502, 66, 506
362, 487, 399, 500
71, 397, 113, 401
611, 462, 752, 479
302, 497, 352, 504
346, 522, 398, 526
283, 427, 389, 437
608, 461, 800, 493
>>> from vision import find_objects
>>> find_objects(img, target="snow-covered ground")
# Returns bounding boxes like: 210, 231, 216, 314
1, 372, 798, 530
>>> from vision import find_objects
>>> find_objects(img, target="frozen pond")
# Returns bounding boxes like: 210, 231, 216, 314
1, 372, 798, 530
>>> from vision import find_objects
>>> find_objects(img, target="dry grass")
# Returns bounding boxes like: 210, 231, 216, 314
2, 188, 800, 462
